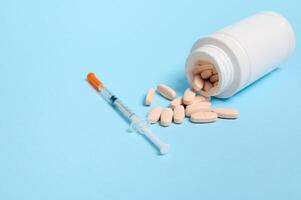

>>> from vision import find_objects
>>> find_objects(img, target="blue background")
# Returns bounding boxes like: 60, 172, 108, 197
0, 0, 300, 199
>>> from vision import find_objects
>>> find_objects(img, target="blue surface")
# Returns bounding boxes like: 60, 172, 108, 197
0, 0, 300, 199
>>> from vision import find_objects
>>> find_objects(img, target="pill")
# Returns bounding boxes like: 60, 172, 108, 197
192, 95, 208, 104
201, 69, 213, 79
160, 108, 173, 127
170, 96, 183, 109
190, 111, 218, 123
196, 60, 211, 66
144, 88, 155, 106
147, 106, 163, 123
193, 64, 214, 74
173, 105, 185, 124
183, 88, 196, 105
199, 90, 211, 98
204, 81, 213, 92
157, 84, 177, 100
212, 67, 218, 75
185, 102, 212, 117
186, 101, 212, 109
209, 87, 218, 94
210, 74, 219, 83
193, 75, 204, 91
213, 108, 240, 119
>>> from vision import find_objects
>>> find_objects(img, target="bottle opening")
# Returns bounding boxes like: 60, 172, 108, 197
186, 44, 235, 98
190, 59, 220, 97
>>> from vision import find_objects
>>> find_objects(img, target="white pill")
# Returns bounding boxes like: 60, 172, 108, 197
147, 106, 163, 123
170, 96, 183, 109
193, 64, 214, 74
185, 102, 212, 117
173, 105, 185, 124
183, 88, 196, 105
203, 81, 213, 92
213, 108, 240, 119
144, 87, 155, 106
157, 84, 176, 100
190, 111, 218, 123
201, 69, 213, 79
193, 75, 204, 91
210, 74, 219, 83
160, 108, 173, 127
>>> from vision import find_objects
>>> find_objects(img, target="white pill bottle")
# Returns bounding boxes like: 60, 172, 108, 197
186, 11, 296, 98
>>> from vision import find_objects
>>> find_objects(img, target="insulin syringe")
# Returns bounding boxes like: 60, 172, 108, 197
87, 73, 170, 155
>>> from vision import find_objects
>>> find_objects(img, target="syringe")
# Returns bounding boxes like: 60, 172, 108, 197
87, 73, 170, 155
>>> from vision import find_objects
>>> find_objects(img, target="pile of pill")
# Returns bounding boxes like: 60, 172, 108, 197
144, 62, 239, 127
191, 60, 219, 96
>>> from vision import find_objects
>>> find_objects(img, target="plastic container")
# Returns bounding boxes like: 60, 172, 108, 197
186, 11, 296, 98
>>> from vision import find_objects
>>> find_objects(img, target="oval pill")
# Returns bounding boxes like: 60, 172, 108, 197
210, 74, 219, 83
186, 101, 212, 109
196, 60, 211, 66
212, 67, 218, 75
157, 84, 176, 100
183, 88, 196, 105
193, 75, 204, 91
144, 87, 155, 106
190, 111, 218, 123
199, 90, 211, 98
213, 108, 240, 119
170, 96, 182, 109
147, 106, 163, 123
192, 95, 208, 104
193, 64, 214, 74
173, 105, 185, 124
160, 108, 173, 127
185, 102, 212, 117
203, 81, 213, 92
201, 69, 213, 79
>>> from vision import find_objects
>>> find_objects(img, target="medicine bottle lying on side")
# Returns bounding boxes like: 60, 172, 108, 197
186, 11, 296, 98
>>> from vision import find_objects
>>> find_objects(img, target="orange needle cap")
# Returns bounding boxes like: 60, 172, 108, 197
87, 72, 103, 90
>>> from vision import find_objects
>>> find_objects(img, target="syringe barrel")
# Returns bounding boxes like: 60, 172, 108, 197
114, 99, 134, 119
100, 87, 134, 119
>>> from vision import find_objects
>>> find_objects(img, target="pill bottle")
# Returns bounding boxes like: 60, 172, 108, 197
185, 11, 296, 98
